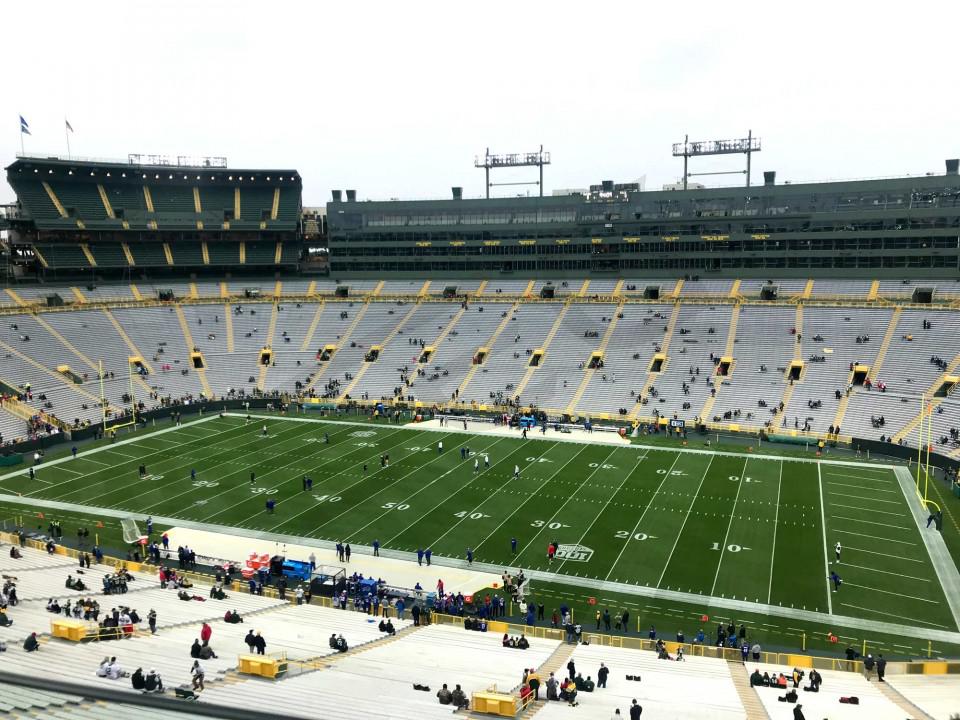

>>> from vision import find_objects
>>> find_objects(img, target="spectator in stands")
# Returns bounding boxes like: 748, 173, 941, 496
253, 631, 266, 655
144, 668, 163, 693
437, 683, 453, 705
9, 546, 21, 559
451, 684, 469, 710
224, 609, 242, 624
190, 639, 202, 658
244, 630, 257, 653
803, 669, 822, 692
750, 669, 763, 686
546, 672, 559, 700
200, 621, 212, 646
23, 632, 39, 652
629, 699, 642, 719
191, 660, 205, 691
131, 668, 145, 691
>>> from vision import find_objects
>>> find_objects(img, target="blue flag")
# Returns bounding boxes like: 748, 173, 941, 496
19, 115, 30, 135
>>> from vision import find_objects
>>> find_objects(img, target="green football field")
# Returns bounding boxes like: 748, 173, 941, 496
0, 413, 955, 642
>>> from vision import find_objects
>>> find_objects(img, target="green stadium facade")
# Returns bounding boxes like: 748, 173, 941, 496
3, 156, 304, 277
327, 161, 960, 279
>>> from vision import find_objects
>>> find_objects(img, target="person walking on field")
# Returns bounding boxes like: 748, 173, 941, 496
835, 542, 842, 564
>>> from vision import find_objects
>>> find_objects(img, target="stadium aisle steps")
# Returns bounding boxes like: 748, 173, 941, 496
406, 305, 468, 391
512, 303, 571, 401
725, 661, 770, 719
630, 301, 681, 420
510, 642, 579, 719
302, 301, 371, 394
336, 303, 420, 400
255, 302, 281, 391
299, 301, 326, 352
874, 680, 935, 720
698, 303, 741, 423
456, 301, 520, 398
173, 304, 214, 398
565, 300, 626, 414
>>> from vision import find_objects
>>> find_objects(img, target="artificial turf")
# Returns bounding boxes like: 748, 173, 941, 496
0, 413, 954, 650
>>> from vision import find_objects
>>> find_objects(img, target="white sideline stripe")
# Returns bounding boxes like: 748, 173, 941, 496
235, 412, 902, 469
0, 488, 957, 645
842, 581, 939, 604
100, 449, 141, 460
655, 454, 714, 588
838, 603, 953, 630
76, 457, 111, 468
845, 546, 925, 564
767, 459, 783, 605
829, 502, 905, 517
827, 491, 902, 505
833, 529, 916, 545
817, 463, 832, 615
838, 562, 930, 582
830, 515, 913, 531
827, 481, 899, 495
824, 472, 896, 483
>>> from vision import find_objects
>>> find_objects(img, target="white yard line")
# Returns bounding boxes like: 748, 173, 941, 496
386, 440, 543, 545
818, 462, 833, 615
826, 481, 899, 494
473, 445, 594, 556
767, 459, 783, 604
553, 450, 649, 576
828, 502, 904, 516
198, 427, 414, 525
838, 562, 929, 582
511, 446, 621, 559
845, 545, 924, 564
832, 528, 916, 545
827, 491, 902, 505
709, 457, 750, 596
830, 515, 913, 531
823, 472, 897, 483
836, 603, 952, 630
604, 453, 683, 582
843, 582, 939, 604
307, 433, 475, 536
655, 455, 715, 588
345, 437, 509, 541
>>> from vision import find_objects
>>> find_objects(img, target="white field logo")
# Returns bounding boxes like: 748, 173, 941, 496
555, 544, 593, 562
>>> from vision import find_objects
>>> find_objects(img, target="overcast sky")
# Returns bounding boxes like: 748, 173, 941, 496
4, 0, 958, 206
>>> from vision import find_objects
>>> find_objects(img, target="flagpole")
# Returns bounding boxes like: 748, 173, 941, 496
65, 120, 71, 159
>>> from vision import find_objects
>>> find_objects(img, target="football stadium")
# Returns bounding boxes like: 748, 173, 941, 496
1, 6, 960, 720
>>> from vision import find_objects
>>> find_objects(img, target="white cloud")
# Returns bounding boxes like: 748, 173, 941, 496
4, 0, 957, 205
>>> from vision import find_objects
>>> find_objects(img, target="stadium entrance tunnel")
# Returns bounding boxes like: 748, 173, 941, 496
587, 351, 604, 369
787, 360, 804, 381
129, 357, 148, 376
650, 353, 666, 373
365, 345, 382, 362
716, 356, 733, 377
318, 344, 336, 362
935, 375, 958, 397
473, 347, 488, 365
418, 346, 435, 364
190, 351, 206, 369
56, 365, 83, 384
528, 349, 544, 367
643, 285, 661, 300
259, 348, 272, 366
852, 364, 870, 385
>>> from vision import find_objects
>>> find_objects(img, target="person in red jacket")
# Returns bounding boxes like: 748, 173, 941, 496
200, 621, 212, 646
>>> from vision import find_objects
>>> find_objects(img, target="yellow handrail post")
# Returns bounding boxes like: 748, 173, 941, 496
802, 633, 806, 651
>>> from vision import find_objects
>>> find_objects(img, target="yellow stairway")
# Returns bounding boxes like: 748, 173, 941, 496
256, 302, 281, 391
629, 302, 682, 420
698, 303, 740, 422
173, 305, 214, 398
337, 304, 421, 400
512, 303, 571, 401
565, 301, 625, 414
457, 302, 519, 398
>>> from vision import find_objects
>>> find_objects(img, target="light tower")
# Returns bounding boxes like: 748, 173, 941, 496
672, 131, 761, 190
474, 146, 551, 199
